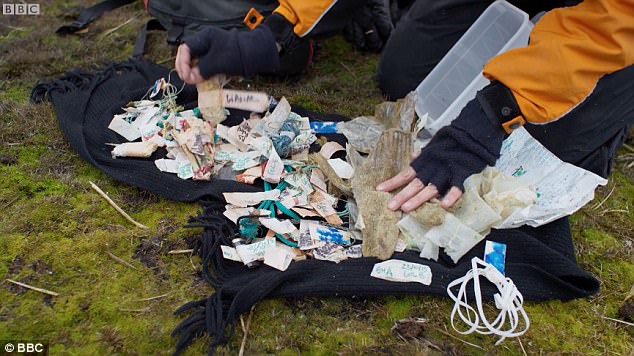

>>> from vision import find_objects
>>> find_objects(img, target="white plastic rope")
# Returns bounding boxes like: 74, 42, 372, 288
447, 257, 530, 345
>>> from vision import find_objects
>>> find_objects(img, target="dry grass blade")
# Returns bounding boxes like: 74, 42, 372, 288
105, 251, 137, 270
593, 185, 615, 210
5, 279, 59, 296
101, 14, 140, 37
239, 306, 256, 356
168, 249, 194, 255
90, 181, 150, 230
119, 307, 151, 313
133, 293, 170, 302
433, 327, 483, 350
601, 316, 634, 327
2, 196, 20, 209
518, 337, 527, 356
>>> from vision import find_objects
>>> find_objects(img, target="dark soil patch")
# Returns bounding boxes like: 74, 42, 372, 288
618, 295, 634, 322
133, 235, 177, 280
0, 154, 17, 165
393, 318, 425, 339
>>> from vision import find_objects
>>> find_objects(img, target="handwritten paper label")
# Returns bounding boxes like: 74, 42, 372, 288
345, 245, 363, 258
371, 260, 432, 285
235, 238, 276, 264
263, 147, 284, 183
222, 89, 269, 113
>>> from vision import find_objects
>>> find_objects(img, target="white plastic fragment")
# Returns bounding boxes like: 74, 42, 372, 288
154, 158, 179, 174
235, 237, 276, 265
264, 246, 294, 271
108, 114, 141, 141
111, 141, 158, 158
327, 158, 354, 179
221, 246, 242, 262
223, 190, 280, 208
262, 146, 284, 183
371, 260, 432, 285
319, 141, 345, 159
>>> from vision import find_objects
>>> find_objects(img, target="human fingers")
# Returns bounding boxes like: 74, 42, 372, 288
399, 183, 439, 213
376, 166, 416, 193
441, 186, 463, 209
188, 66, 205, 84
175, 45, 193, 82
386, 177, 427, 211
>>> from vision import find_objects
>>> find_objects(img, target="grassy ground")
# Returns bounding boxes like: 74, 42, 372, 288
1, 1, 633, 355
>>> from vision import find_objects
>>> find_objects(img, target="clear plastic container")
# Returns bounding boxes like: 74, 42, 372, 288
415, 0, 533, 134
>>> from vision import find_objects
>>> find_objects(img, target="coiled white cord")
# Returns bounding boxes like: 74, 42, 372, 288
447, 257, 530, 345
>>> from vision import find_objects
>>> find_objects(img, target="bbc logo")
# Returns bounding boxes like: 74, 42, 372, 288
3, 3, 41, 15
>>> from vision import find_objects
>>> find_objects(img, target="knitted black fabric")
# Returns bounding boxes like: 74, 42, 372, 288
411, 98, 506, 195
173, 199, 599, 355
30, 59, 266, 202
29, 58, 349, 201
183, 25, 280, 79
30, 60, 599, 356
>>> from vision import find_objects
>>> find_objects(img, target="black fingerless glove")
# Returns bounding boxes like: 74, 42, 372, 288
183, 24, 280, 79
343, 0, 393, 52
410, 97, 507, 195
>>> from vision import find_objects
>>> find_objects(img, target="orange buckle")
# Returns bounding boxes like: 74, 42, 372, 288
502, 115, 526, 134
243, 8, 264, 30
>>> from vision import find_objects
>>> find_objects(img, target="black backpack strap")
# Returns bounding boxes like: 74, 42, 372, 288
132, 18, 167, 58
56, 0, 136, 35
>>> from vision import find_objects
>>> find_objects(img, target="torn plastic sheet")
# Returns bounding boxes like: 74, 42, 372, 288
353, 129, 412, 260
223, 190, 280, 208
371, 260, 432, 285
493, 127, 608, 227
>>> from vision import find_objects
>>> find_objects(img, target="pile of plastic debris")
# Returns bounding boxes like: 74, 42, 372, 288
107, 76, 604, 277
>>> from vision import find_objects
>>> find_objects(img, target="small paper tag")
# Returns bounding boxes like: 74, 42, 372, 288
223, 89, 270, 113
371, 260, 432, 285
235, 238, 276, 265
221, 246, 242, 262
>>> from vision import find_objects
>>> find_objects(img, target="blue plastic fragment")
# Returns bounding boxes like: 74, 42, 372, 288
310, 121, 338, 134
484, 240, 507, 275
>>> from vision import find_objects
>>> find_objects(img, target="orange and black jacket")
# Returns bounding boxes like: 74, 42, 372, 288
271, 0, 634, 125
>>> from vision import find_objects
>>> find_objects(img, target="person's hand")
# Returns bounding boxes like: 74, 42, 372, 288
343, 0, 394, 52
376, 98, 508, 212
175, 44, 204, 84
376, 167, 464, 212
174, 25, 280, 84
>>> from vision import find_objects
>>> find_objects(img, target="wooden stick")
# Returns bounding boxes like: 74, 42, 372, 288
105, 251, 138, 270
601, 316, 634, 327
168, 249, 194, 255
133, 293, 170, 302
518, 337, 528, 356
5, 279, 59, 296
89, 181, 149, 230
239, 306, 255, 356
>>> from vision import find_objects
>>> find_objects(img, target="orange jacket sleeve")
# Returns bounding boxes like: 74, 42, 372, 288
274, 0, 342, 37
483, 0, 634, 124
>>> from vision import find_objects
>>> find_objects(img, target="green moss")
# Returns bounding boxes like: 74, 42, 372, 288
1, 3, 633, 354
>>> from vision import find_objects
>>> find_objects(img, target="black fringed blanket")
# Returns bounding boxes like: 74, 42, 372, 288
32, 59, 600, 355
